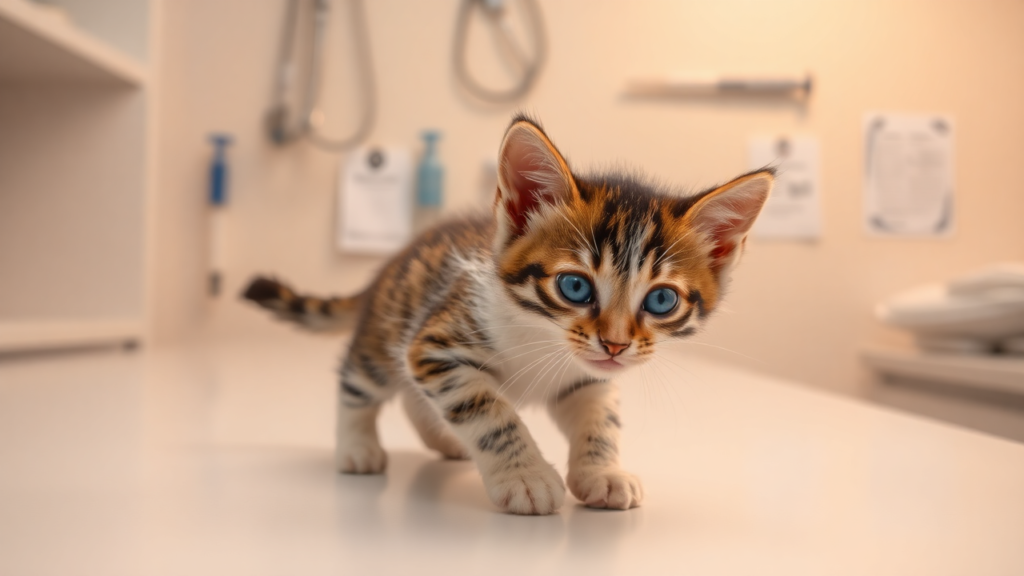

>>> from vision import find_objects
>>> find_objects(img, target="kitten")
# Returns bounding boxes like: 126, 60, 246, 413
243, 115, 772, 515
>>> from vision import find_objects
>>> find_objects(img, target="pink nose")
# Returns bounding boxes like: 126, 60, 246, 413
601, 339, 630, 357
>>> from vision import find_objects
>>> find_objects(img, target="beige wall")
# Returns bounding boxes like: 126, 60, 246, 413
153, 0, 1024, 395
0, 87, 146, 321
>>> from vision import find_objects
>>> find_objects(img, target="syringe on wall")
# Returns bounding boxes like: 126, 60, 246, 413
208, 134, 233, 298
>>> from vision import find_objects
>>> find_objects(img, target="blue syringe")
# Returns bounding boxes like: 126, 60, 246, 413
208, 134, 233, 297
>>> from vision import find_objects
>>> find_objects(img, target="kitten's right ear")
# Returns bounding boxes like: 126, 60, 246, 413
495, 118, 578, 243
682, 170, 773, 275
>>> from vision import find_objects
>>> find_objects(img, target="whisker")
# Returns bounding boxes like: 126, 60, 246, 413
495, 348, 564, 396
643, 359, 670, 420
652, 236, 687, 267
461, 323, 552, 338
482, 345, 565, 371
655, 339, 764, 365
638, 363, 654, 433
515, 349, 569, 410
649, 353, 706, 397
646, 359, 682, 435
546, 348, 579, 405
526, 347, 571, 397
478, 340, 564, 369
556, 211, 598, 257
637, 363, 652, 432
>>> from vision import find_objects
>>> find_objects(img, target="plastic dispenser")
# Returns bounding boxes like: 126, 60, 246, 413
415, 130, 444, 231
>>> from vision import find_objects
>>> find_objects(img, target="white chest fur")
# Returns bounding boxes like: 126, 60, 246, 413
483, 305, 590, 407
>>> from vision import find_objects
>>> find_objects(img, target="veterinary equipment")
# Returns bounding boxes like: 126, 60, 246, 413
625, 73, 813, 99
208, 134, 233, 297
877, 263, 1024, 354
453, 0, 547, 103
266, 0, 376, 152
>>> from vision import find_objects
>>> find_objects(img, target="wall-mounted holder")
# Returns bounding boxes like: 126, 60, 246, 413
624, 72, 812, 102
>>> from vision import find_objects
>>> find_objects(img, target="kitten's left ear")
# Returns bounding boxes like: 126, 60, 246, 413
683, 170, 773, 273
495, 118, 579, 243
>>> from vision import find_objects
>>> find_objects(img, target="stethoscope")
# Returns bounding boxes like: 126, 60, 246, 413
265, 0, 545, 152
265, 0, 375, 152
453, 0, 547, 103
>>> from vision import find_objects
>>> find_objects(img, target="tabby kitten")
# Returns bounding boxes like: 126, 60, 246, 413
244, 115, 772, 515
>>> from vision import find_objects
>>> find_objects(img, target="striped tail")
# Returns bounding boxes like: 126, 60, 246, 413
242, 276, 363, 333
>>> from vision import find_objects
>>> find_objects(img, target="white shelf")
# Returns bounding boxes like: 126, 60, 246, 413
0, 320, 142, 353
0, 0, 147, 86
862, 346, 1024, 396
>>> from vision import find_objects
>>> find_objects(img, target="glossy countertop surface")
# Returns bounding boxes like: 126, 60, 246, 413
1, 329, 1022, 575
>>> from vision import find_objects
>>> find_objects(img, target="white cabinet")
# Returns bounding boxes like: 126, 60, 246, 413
0, 0, 155, 352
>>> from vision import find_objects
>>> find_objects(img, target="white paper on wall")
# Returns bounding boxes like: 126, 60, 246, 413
749, 136, 821, 240
337, 147, 413, 254
863, 113, 954, 237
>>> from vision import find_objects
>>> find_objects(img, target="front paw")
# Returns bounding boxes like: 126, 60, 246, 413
568, 467, 643, 510
486, 461, 566, 515
425, 433, 471, 461
336, 439, 387, 474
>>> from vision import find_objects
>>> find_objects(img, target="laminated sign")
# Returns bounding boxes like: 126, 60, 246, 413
337, 147, 413, 254
749, 136, 821, 240
864, 113, 955, 237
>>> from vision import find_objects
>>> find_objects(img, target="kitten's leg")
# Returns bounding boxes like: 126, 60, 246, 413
401, 388, 469, 460
550, 380, 643, 509
407, 332, 565, 515
336, 360, 394, 474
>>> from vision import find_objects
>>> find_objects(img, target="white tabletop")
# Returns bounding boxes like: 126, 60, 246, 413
1, 330, 1022, 575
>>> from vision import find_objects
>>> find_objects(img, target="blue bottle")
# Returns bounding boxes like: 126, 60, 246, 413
415, 130, 443, 230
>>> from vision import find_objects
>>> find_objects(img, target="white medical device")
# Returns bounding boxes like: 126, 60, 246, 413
876, 263, 1024, 354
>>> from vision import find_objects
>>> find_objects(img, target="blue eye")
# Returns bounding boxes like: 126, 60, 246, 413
557, 274, 593, 304
643, 287, 678, 315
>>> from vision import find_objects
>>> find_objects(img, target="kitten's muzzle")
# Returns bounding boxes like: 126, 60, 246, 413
586, 358, 626, 371
600, 338, 630, 357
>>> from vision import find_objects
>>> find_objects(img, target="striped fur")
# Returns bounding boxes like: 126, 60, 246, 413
243, 115, 772, 514
243, 277, 362, 332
